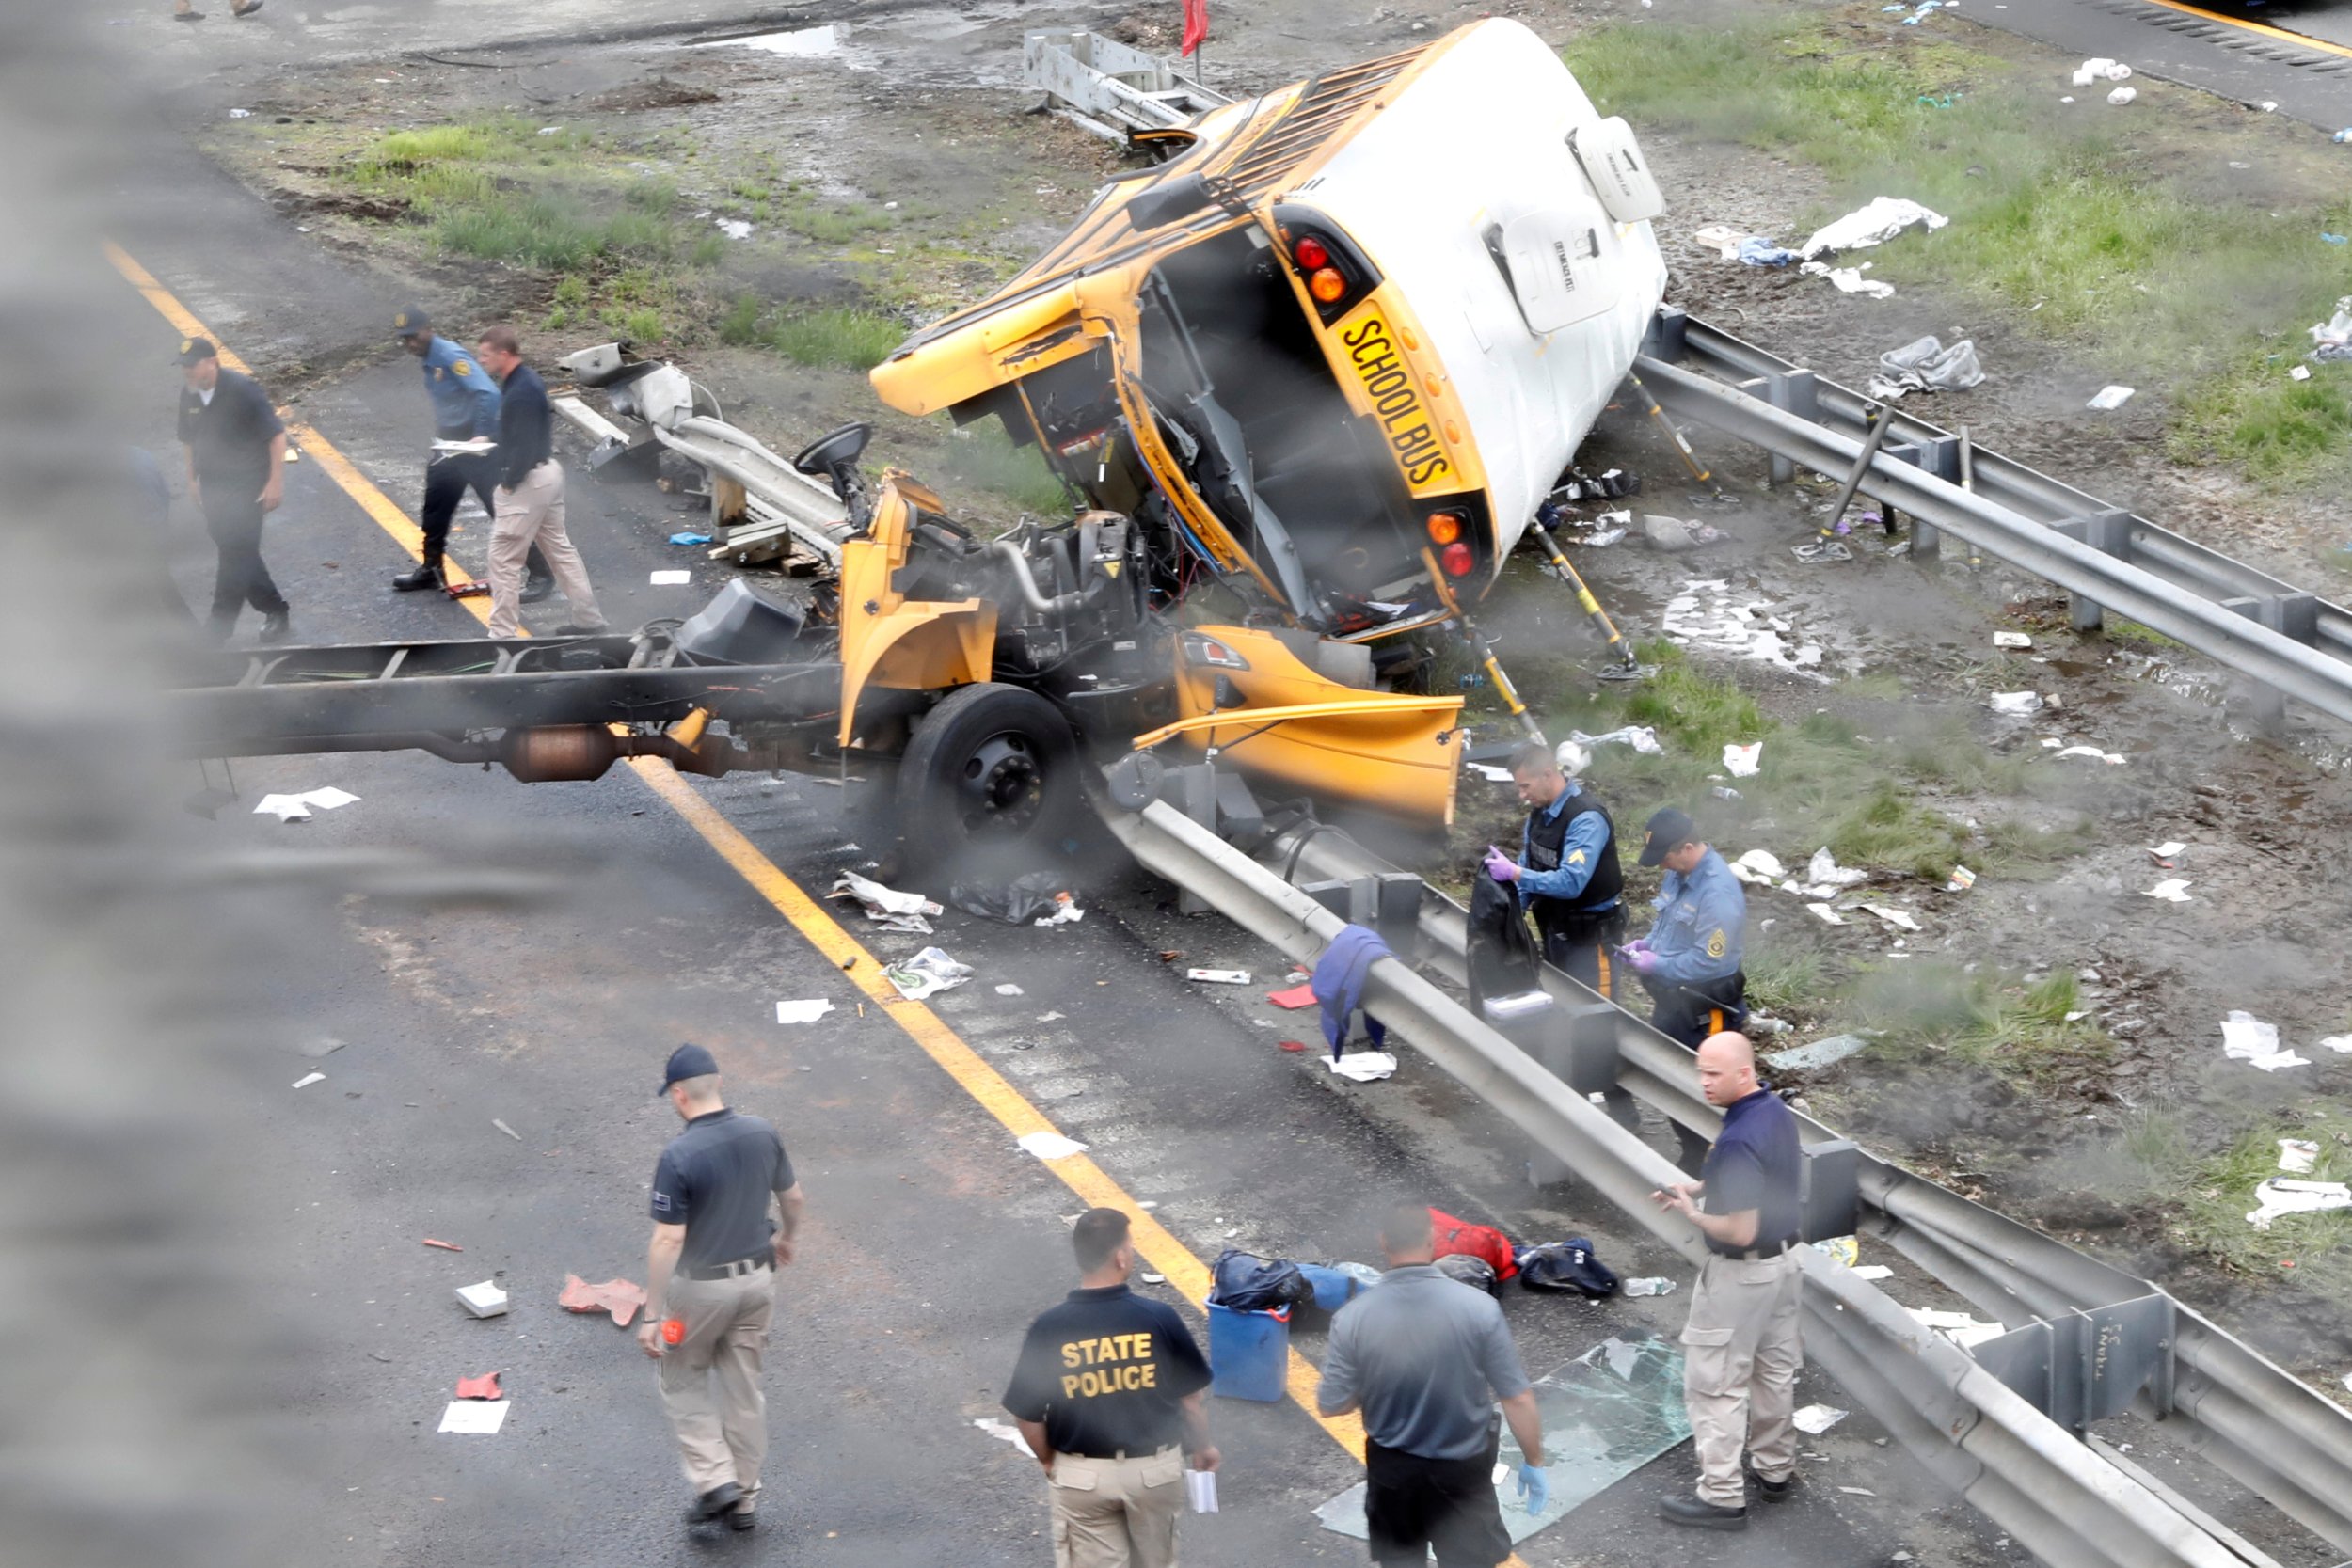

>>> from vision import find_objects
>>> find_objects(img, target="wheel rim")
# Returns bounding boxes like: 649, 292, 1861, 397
954, 730, 1045, 839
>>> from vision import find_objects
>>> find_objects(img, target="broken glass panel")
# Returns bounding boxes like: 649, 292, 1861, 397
1314, 1333, 1692, 1545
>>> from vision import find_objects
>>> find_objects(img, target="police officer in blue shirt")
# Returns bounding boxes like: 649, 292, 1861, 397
389, 307, 551, 600
1484, 739, 1624, 1001
1623, 807, 1748, 1049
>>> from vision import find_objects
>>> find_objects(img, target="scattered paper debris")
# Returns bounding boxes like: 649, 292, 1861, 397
1327, 1052, 1398, 1083
2142, 879, 2192, 903
2321, 1036, 2352, 1054
832, 871, 943, 934
491, 1118, 521, 1141
1723, 742, 1763, 778
2148, 841, 2186, 863
437, 1399, 510, 1434
253, 786, 361, 822
1266, 984, 1317, 1009
2054, 745, 2125, 765
1946, 865, 1977, 893
1839, 1485, 1877, 1497
1852, 1264, 1894, 1281
1187, 1469, 1220, 1514
1017, 1131, 1089, 1162
1855, 904, 1922, 932
2221, 1010, 2306, 1071
1793, 1404, 1848, 1434
559, 1275, 647, 1327
1037, 1011, 1066, 1023
454, 1280, 508, 1319
884, 946, 974, 1001
454, 1371, 503, 1401
1732, 848, 1787, 882
994, 984, 1024, 997
2247, 1179, 2352, 1229
1468, 762, 1514, 783
649, 570, 691, 585
1807, 848, 1867, 889
774, 999, 834, 1024
1805, 903, 1850, 926
422, 1238, 465, 1253
1989, 691, 2043, 716
1187, 968, 1251, 985
1907, 1307, 2007, 1347
1032, 893, 1085, 927
1622, 1277, 1677, 1297
973, 1417, 1030, 1450
2087, 386, 2136, 411
1767, 1034, 1868, 1071
1567, 725, 1664, 755
292, 1071, 326, 1089
1800, 197, 1948, 260
2279, 1139, 2320, 1175
1801, 260, 1897, 299
1994, 631, 2033, 649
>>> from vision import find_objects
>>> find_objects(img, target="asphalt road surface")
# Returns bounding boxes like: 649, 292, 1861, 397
96, 103, 2040, 1568
1967, 0, 2352, 127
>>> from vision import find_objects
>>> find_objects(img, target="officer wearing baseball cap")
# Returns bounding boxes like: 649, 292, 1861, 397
1625, 808, 1749, 1053
390, 307, 553, 601
174, 336, 294, 642
638, 1044, 805, 1532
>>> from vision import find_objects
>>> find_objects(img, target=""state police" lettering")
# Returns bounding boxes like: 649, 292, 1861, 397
1341, 316, 1452, 489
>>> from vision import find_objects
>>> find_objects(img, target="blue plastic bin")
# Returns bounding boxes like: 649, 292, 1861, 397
1295, 1263, 1357, 1312
1205, 1299, 1292, 1402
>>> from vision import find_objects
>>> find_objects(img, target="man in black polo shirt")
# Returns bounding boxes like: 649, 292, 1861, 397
636, 1044, 805, 1533
1004, 1208, 1217, 1568
1651, 1032, 1803, 1532
173, 337, 293, 642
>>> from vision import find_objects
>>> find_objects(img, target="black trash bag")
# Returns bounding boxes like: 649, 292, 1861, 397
1466, 871, 1540, 1012
1433, 1252, 1501, 1295
1516, 1238, 1620, 1299
1209, 1249, 1314, 1312
947, 869, 1070, 925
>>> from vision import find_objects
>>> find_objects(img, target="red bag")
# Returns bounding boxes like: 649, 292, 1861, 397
1429, 1206, 1517, 1282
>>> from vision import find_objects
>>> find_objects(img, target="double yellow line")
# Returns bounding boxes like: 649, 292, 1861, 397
110, 244, 1402, 1473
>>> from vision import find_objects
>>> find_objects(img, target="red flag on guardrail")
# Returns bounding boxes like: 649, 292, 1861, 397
1181, 0, 1208, 57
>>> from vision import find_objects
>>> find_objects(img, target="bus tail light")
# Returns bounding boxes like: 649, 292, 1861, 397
1308, 267, 1347, 304
1294, 236, 1330, 271
1439, 542, 1476, 578
1425, 511, 1464, 546
1272, 204, 1383, 325
1182, 631, 1251, 671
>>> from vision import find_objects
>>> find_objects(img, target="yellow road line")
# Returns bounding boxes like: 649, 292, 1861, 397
2125, 0, 2352, 63
104, 242, 1413, 1480
104, 239, 496, 613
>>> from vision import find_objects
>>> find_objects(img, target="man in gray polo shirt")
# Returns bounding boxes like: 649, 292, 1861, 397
1317, 1202, 1550, 1568
636, 1044, 805, 1533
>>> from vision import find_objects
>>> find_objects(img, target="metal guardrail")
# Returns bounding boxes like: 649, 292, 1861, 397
1269, 823, 2352, 1562
1639, 309, 2352, 731
1098, 790, 2269, 1568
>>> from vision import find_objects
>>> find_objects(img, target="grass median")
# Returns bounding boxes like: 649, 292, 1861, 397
1563, 15, 2352, 489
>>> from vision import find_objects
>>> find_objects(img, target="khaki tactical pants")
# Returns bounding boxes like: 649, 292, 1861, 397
1047, 1445, 1184, 1568
657, 1266, 775, 1497
1679, 1249, 1804, 1507
487, 461, 604, 637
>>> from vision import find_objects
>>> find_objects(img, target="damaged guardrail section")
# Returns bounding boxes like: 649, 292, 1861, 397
1098, 780, 2347, 1568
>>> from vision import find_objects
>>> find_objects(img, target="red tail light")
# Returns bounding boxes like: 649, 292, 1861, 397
1439, 542, 1475, 578
1294, 236, 1330, 271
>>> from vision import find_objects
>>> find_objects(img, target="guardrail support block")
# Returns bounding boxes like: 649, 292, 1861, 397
2048, 510, 2135, 631
1908, 435, 1963, 559
1643, 305, 1689, 365
1973, 1293, 2174, 1438
1800, 1138, 1861, 1243
2224, 593, 2319, 734
1755, 369, 1819, 486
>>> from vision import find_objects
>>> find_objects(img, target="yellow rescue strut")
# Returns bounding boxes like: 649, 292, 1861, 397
1422, 548, 1544, 745
1524, 513, 1638, 675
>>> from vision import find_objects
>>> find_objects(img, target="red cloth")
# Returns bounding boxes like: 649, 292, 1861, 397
454, 1371, 502, 1400
1429, 1206, 1518, 1281
1181, 0, 1209, 57
558, 1274, 648, 1327
1265, 984, 1316, 1009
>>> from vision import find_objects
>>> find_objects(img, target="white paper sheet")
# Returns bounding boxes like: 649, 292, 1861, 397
1327, 1052, 1398, 1083
1186, 1470, 1218, 1513
1792, 1403, 1847, 1434
437, 1399, 510, 1434
1017, 1132, 1089, 1162
774, 999, 833, 1024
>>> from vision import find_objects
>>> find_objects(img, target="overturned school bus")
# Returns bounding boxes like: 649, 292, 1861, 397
176, 22, 1667, 866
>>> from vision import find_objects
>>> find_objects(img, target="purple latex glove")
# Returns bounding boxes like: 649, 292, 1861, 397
1624, 946, 1661, 975
1484, 848, 1518, 883
1625, 938, 1651, 955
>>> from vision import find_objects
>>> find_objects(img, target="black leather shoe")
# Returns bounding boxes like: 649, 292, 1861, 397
259, 610, 293, 644
520, 576, 556, 604
1661, 1495, 1748, 1530
688, 1482, 743, 1522
1745, 1460, 1795, 1500
391, 561, 441, 591
728, 1505, 755, 1532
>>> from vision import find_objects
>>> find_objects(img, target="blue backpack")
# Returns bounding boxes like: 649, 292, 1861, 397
1516, 1239, 1620, 1298
1210, 1250, 1314, 1312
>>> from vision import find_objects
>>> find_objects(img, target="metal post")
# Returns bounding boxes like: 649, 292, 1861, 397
1760, 369, 1817, 488
2226, 593, 2320, 734
2053, 511, 2135, 633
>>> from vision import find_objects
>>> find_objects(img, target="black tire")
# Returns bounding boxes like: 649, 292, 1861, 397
895, 683, 1080, 877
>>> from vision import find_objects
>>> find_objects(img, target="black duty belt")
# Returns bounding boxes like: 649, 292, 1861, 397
1066, 1442, 1181, 1462
1719, 1237, 1797, 1262
686, 1255, 771, 1281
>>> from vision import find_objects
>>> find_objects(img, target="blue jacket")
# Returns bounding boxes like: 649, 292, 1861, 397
1312, 924, 1391, 1057
1643, 847, 1745, 986
418, 334, 501, 439
1516, 783, 1618, 911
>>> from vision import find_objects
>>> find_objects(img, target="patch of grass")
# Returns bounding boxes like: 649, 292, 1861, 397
770, 305, 903, 370
1823, 781, 1973, 881
718, 293, 766, 346
782, 198, 894, 244
1845, 960, 2111, 1082
433, 194, 612, 272
2175, 1113, 2352, 1291
2102, 617, 2181, 650
690, 232, 727, 268
1562, 19, 2352, 490
1742, 945, 1828, 1022
941, 422, 1072, 515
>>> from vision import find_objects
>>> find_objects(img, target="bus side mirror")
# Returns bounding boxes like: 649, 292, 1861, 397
1126, 173, 1214, 233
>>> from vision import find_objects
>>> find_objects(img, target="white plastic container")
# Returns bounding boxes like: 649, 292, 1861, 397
455, 1280, 509, 1319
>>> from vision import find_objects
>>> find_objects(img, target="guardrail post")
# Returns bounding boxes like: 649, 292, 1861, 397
1642, 305, 1689, 365
1169, 763, 1219, 914
1801, 1138, 1861, 1242
2224, 593, 2320, 733
2048, 510, 2135, 631
1749, 369, 1818, 487
1909, 435, 1962, 560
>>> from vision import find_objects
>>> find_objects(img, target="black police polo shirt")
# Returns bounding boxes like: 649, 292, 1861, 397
1003, 1284, 1212, 1458
1699, 1086, 1802, 1257
177, 369, 284, 489
650, 1107, 796, 1270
